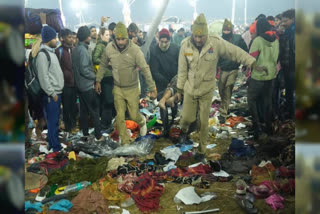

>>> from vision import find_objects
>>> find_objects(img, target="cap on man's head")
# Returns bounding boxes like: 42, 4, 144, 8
41, 25, 57, 43
222, 19, 233, 31
114, 22, 128, 39
192, 13, 208, 36
77, 26, 91, 42
159, 28, 170, 40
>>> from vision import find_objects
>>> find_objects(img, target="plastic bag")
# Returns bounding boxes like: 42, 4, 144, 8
72, 135, 155, 157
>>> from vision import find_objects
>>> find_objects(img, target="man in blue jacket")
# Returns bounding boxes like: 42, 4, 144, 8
36, 25, 64, 152
72, 26, 103, 141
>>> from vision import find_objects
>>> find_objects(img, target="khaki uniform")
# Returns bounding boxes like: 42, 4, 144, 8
218, 69, 238, 118
177, 35, 255, 152
99, 40, 156, 144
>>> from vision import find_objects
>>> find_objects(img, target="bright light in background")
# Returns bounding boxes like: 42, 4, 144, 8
188, 0, 198, 21
59, 0, 66, 26
71, 0, 88, 11
152, 0, 164, 9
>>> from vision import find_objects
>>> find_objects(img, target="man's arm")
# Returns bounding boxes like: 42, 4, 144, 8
176, 44, 188, 94
136, 49, 156, 92
218, 38, 256, 70
36, 52, 56, 97
79, 47, 96, 80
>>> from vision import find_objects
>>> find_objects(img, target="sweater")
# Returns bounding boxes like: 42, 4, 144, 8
36, 45, 64, 97
71, 42, 96, 92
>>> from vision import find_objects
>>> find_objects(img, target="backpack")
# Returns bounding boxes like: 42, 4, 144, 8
25, 49, 51, 98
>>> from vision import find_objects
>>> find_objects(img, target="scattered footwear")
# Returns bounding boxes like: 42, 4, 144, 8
235, 195, 258, 214
218, 115, 226, 124
140, 116, 147, 136
95, 136, 105, 142
236, 179, 248, 195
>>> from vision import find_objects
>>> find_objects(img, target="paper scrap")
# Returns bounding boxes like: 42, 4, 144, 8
212, 170, 230, 177
174, 187, 215, 205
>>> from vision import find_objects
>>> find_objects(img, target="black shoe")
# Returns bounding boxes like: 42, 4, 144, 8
218, 115, 226, 124
178, 132, 189, 144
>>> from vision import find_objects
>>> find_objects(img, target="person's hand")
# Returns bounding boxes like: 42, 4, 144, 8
175, 92, 182, 103
95, 82, 101, 94
256, 65, 268, 75
166, 96, 176, 108
149, 90, 157, 100
40, 13, 46, 25
53, 95, 58, 102
158, 98, 166, 110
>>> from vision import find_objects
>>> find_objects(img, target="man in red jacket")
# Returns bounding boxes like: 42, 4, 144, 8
55, 28, 77, 136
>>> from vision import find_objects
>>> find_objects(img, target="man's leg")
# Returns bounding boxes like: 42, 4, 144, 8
224, 69, 238, 116
79, 92, 89, 136
198, 90, 214, 153
125, 87, 145, 128
101, 77, 114, 129
70, 87, 77, 130
43, 94, 62, 152
62, 87, 72, 132
247, 79, 264, 139
113, 86, 130, 144
218, 71, 228, 119
285, 71, 295, 119
262, 80, 274, 134
81, 89, 102, 139
180, 92, 198, 136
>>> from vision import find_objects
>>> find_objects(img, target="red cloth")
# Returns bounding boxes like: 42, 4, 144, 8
249, 21, 257, 34
118, 174, 138, 194
224, 116, 246, 127
159, 28, 170, 38
131, 174, 164, 213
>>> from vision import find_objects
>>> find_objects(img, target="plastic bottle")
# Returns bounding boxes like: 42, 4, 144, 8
63, 181, 91, 194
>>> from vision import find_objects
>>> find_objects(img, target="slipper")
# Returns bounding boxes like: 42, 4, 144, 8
235, 196, 258, 214
236, 179, 248, 195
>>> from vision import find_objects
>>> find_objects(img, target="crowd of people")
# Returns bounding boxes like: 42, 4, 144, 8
25, 9, 296, 159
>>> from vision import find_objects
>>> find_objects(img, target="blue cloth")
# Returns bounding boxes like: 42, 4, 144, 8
41, 25, 57, 43
25, 201, 43, 212
228, 138, 256, 157
49, 199, 73, 212
43, 94, 62, 152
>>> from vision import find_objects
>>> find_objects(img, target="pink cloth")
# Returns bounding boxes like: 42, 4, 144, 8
265, 194, 285, 210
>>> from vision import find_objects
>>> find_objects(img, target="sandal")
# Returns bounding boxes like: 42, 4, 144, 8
236, 179, 248, 195
235, 196, 258, 214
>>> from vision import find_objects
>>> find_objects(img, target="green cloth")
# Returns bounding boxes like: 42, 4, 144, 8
249, 36, 279, 81
92, 39, 112, 77
192, 13, 208, 36
173, 34, 185, 47
114, 22, 128, 39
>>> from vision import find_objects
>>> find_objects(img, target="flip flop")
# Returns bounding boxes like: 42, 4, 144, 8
235, 196, 258, 214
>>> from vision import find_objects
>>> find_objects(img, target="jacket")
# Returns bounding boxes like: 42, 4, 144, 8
93, 39, 112, 79
36, 45, 64, 97
98, 39, 156, 91
249, 35, 279, 81
173, 34, 185, 47
177, 35, 255, 97
55, 44, 74, 87
149, 43, 179, 93
218, 34, 249, 71
72, 42, 96, 92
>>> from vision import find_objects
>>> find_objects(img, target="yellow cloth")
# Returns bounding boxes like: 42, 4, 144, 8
68, 151, 76, 160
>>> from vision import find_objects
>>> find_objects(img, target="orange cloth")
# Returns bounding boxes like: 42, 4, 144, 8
249, 21, 257, 34
251, 163, 276, 185
224, 116, 246, 127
